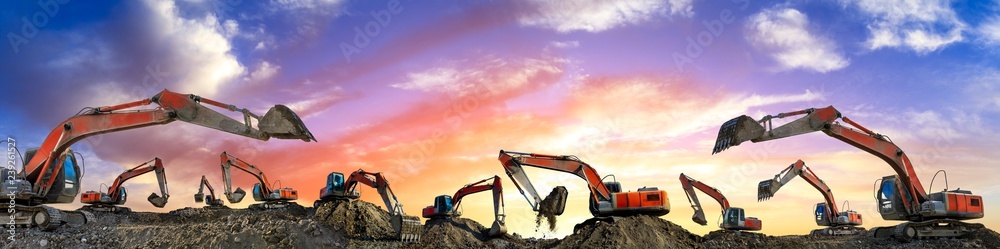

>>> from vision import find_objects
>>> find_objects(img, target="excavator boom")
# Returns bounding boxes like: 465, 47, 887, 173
678, 173, 760, 231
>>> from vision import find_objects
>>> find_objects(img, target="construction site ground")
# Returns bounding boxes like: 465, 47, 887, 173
5, 200, 999, 249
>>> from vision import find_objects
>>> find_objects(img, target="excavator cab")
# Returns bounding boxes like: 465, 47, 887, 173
320, 172, 358, 200
36, 151, 83, 203
421, 195, 455, 218
875, 176, 909, 221
721, 207, 762, 231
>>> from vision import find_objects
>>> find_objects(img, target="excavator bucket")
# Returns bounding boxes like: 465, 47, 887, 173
757, 179, 779, 201
712, 115, 765, 154
391, 215, 422, 242
147, 193, 168, 208
194, 193, 205, 203
488, 220, 507, 237
258, 105, 316, 142
692, 210, 708, 226
542, 186, 569, 216
227, 187, 247, 203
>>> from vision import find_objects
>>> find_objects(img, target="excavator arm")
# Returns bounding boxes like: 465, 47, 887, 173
24, 89, 315, 200
678, 173, 730, 225
451, 176, 505, 219
498, 150, 609, 212
342, 169, 422, 242
757, 160, 840, 222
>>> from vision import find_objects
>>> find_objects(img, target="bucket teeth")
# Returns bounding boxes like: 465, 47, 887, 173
757, 180, 776, 201
712, 115, 765, 154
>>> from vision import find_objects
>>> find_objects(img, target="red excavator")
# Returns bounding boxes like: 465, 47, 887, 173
194, 175, 226, 209
713, 105, 984, 242
315, 169, 422, 241
757, 160, 863, 236
4, 89, 313, 230
421, 175, 507, 237
679, 173, 762, 231
220, 152, 299, 210
80, 158, 170, 213
498, 150, 670, 218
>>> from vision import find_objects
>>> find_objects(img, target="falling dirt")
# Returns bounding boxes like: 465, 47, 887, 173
536, 186, 567, 232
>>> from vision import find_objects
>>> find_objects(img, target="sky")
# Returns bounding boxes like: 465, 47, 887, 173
1, 0, 999, 238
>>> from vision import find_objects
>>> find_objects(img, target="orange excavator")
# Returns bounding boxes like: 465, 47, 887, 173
498, 150, 670, 218
80, 158, 170, 213
315, 169, 422, 241
713, 105, 984, 241
757, 160, 863, 236
4, 89, 313, 230
194, 175, 226, 209
220, 152, 299, 210
422, 175, 507, 237
678, 173, 762, 231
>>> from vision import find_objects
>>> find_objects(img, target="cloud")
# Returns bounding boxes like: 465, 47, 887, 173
976, 17, 1000, 46
514, 0, 693, 33
391, 54, 566, 97
550, 41, 580, 48
745, 8, 849, 73
844, 0, 966, 53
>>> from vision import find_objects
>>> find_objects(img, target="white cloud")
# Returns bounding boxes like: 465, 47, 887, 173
845, 0, 966, 53
392, 55, 565, 97
745, 8, 849, 73
245, 61, 280, 84
976, 17, 1000, 45
145, 0, 245, 96
550, 40, 580, 48
515, 0, 693, 33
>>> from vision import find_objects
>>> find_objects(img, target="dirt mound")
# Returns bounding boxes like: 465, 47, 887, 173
702, 230, 804, 249
312, 200, 396, 240
555, 215, 702, 249
6, 207, 341, 249
405, 217, 528, 249
536, 186, 567, 232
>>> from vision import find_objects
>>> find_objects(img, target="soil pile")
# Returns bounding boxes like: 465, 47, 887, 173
312, 200, 395, 240
555, 215, 702, 249
405, 217, 529, 249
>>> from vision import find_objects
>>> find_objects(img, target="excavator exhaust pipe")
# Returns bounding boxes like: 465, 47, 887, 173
713, 115, 765, 154
147, 193, 169, 208
227, 188, 247, 203
488, 220, 507, 237
757, 179, 778, 201
259, 105, 316, 142
391, 215, 422, 242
